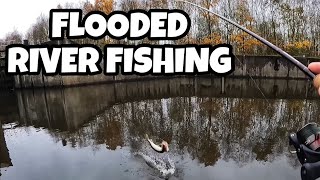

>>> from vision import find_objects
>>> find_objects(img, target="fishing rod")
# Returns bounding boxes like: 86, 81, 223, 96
174, 0, 316, 80
175, 1, 320, 180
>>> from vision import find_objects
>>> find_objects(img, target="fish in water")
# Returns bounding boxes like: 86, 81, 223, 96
132, 135, 174, 178
145, 134, 169, 153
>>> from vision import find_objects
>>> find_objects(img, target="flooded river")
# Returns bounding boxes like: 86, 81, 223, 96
0, 77, 319, 180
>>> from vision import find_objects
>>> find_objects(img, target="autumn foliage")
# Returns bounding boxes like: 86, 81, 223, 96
284, 40, 312, 55
3, 0, 318, 57
94, 0, 114, 14
201, 33, 222, 45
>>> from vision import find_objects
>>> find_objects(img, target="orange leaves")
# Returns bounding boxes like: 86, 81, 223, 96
201, 33, 222, 45
81, 0, 114, 15
231, 32, 261, 54
94, 0, 114, 15
199, 0, 220, 25
231, 32, 261, 47
284, 40, 312, 55
291, 40, 311, 50
200, 0, 220, 8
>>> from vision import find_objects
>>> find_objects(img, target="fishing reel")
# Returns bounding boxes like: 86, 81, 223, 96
289, 123, 320, 180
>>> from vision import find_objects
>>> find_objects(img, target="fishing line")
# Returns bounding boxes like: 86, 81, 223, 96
172, 0, 318, 105
173, 0, 316, 80
171, 3, 320, 179
172, 0, 272, 104
234, 55, 271, 104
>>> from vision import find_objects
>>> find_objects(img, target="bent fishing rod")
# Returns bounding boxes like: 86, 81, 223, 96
175, 0, 317, 81
175, 2, 320, 180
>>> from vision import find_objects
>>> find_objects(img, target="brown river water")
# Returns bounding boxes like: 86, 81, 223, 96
0, 77, 319, 180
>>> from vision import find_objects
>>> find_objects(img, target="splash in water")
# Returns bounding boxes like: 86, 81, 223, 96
134, 152, 175, 178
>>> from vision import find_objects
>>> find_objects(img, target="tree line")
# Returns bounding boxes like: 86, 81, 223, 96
1, 0, 320, 57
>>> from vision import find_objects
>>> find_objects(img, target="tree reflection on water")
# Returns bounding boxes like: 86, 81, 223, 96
1, 77, 320, 179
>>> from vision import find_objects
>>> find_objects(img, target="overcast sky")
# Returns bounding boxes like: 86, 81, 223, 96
0, 0, 94, 39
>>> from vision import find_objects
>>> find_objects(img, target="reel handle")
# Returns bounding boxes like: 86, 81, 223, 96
301, 161, 320, 180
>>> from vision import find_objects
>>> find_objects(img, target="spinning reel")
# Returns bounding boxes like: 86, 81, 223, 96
289, 123, 320, 180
